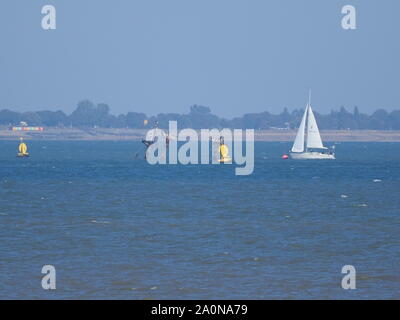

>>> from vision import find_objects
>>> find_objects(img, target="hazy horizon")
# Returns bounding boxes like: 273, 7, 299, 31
0, 101, 395, 119
1, 0, 399, 118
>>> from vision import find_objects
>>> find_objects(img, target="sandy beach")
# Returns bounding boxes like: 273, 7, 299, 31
1, 127, 400, 142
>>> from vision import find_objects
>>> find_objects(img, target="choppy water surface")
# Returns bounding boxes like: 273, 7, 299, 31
0, 141, 399, 299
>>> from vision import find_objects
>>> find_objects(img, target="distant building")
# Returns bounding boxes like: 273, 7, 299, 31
11, 126, 44, 131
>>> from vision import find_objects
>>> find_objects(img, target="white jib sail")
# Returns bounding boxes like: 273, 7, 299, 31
306, 105, 324, 149
291, 105, 308, 152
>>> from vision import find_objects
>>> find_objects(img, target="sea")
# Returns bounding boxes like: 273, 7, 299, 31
0, 141, 399, 299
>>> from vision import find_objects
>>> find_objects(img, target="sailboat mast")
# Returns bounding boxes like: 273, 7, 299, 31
304, 104, 308, 152
304, 90, 312, 152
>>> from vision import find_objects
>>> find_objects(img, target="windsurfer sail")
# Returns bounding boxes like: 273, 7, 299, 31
139, 121, 170, 159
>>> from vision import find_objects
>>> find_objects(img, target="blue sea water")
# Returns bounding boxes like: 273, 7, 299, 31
0, 141, 399, 299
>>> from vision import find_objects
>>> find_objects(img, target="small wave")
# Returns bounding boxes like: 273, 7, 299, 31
91, 220, 110, 224
373, 179, 382, 182
341, 194, 348, 198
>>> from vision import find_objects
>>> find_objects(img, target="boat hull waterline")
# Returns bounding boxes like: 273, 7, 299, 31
290, 152, 335, 160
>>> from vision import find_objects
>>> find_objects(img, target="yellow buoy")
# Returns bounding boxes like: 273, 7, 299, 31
218, 144, 231, 163
17, 138, 29, 157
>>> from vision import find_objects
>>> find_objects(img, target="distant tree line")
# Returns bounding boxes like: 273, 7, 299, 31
1, 100, 400, 130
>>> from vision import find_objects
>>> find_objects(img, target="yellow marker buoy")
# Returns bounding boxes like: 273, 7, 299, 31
218, 144, 231, 163
17, 138, 29, 157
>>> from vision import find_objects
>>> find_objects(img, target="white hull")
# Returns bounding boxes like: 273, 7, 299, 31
290, 152, 335, 160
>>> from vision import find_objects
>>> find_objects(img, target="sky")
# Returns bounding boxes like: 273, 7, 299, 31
0, 0, 399, 118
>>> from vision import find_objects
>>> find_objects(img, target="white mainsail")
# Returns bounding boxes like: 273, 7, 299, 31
291, 105, 308, 152
306, 105, 324, 149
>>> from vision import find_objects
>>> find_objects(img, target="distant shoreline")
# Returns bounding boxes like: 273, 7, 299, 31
1, 127, 400, 142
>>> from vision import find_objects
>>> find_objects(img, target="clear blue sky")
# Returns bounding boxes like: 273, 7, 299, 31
0, 0, 399, 118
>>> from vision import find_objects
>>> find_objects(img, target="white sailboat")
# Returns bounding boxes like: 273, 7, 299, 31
290, 92, 335, 160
